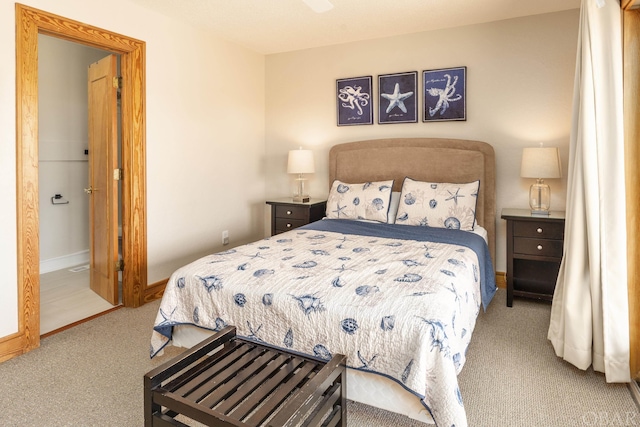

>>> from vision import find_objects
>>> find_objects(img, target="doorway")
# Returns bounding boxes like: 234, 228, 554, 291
37, 35, 122, 335
3, 4, 148, 362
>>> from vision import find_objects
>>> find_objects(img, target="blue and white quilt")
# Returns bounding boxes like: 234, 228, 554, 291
150, 219, 496, 427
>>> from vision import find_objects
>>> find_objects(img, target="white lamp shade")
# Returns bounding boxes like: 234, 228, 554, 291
521, 147, 562, 179
287, 149, 315, 174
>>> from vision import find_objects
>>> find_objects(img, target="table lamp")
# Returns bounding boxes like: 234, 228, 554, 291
520, 146, 562, 215
287, 148, 315, 203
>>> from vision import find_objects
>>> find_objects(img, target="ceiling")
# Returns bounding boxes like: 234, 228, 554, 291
130, 0, 581, 54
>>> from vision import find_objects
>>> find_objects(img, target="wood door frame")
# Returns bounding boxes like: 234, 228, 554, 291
623, 4, 640, 380
3, 4, 147, 362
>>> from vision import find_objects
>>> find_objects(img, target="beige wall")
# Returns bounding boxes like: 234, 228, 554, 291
265, 9, 579, 272
0, 0, 265, 338
0, 3, 578, 341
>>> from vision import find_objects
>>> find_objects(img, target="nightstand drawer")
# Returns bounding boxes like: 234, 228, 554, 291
513, 221, 564, 239
514, 237, 563, 258
267, 199, 327, 237
275, 205, 308, 220
275, 217, 306, 232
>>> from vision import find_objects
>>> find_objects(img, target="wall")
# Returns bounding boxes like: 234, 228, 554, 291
265, 10, 579, 272
0, 0, 265, 338
38, 35, 110, 273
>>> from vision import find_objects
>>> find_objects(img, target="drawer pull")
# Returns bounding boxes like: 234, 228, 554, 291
286, 223, 292, 228
537, 228, 543, 234
286, 210, 292, 215
537, 245, 543, 251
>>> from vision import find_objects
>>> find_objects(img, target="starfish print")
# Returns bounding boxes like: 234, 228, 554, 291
334, 264, 356, 273
249, 252, 266, 260
381, 83, 413, 113
156, 306, 177, 327
332, 203, 346, 218
445, 188, 464, 204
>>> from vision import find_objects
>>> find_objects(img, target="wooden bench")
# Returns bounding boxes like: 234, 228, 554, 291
144, 326, 347, 427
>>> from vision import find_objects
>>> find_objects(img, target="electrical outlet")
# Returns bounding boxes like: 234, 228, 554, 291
222, 230, 229, 246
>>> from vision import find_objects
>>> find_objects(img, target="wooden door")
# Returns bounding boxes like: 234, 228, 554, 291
87, 54, 119, 305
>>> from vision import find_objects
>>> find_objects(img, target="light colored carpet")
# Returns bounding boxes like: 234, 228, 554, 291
0, 289, 637, 426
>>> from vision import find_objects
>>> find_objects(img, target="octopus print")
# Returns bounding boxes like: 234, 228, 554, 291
338, 85, 370, 116
426, 73, 462, 117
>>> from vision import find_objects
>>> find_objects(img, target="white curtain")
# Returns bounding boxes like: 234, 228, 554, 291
547, 0, 630, 382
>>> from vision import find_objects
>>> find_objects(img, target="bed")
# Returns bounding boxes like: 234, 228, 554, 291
150, 138, 497, 427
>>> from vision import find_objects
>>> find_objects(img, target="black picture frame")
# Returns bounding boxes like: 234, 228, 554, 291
422, 66, 466, 122
336, 76, 373, 126
378, 71, 418, 124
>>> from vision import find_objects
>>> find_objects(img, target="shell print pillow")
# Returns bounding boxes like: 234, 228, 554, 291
326, 180, 394, 223
395, 178, 479, 231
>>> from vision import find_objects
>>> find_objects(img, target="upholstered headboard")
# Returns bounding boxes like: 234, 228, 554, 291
329, 138, 496, 265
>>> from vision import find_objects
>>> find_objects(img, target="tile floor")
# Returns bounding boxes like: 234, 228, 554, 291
40, 265, 120, 335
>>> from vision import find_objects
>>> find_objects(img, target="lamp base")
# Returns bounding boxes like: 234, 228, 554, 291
529, 179, 551, 215
293, 175, 309, 203
530, 209, 550, 216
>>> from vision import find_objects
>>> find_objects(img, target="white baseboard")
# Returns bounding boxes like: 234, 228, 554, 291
40, 250, 90, 274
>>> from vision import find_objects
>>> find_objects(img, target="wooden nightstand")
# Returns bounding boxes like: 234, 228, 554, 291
501, 208, 565, 307
266, 198, 327, 236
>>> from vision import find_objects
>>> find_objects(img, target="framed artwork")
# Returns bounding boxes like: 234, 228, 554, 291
422, 66, 466, 122
336, 76, 373, 126
378, 71, 418, 124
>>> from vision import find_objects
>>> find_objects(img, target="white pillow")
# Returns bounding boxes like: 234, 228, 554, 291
326, 180, 394, 223
395, 178, 479, 231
